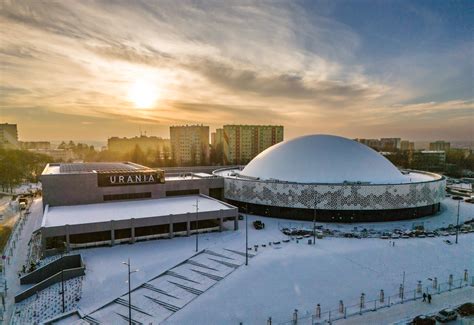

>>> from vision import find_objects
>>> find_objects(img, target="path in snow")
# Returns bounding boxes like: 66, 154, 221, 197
2, 198, 43, 324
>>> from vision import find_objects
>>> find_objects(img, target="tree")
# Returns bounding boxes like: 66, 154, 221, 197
0, 149, 49, 192
129, 145, 146, 165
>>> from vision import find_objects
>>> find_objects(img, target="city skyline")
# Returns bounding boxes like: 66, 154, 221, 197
1, 1, 473, 142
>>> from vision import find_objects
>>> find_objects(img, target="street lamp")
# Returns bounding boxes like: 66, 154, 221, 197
193, 198, 199, 252
313, 193, 317, 245
452, 196, 463, 244
122, 258, 139, 325
59, 242, 67, 313
241, 202, 249, 266
245, 202, 249, 266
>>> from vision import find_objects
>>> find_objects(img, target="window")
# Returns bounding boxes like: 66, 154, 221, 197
103, 192, 151, 201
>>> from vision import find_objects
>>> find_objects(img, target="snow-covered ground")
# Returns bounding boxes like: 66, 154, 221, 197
5, 197, 474, 324
70, 198, 473, 324
165, 231, 473, 324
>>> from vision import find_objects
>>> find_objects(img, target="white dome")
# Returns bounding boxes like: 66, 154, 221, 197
241, 134, 406, 184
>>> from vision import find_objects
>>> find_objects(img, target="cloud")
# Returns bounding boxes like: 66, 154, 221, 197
0, 0, 471, 141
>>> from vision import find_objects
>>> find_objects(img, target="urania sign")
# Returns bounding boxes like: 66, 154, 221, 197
97, 170, 165, 187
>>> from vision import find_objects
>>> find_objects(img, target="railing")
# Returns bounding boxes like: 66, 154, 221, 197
275, 272, 472, 325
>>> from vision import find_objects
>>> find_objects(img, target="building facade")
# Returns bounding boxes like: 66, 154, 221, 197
170, 125, 210, 165
380, 138, 401, 151
0, 123, 19, 149
400, 140, 415, 151
29, 149, 75, 161
108, 135, 170, 158
429, 141, 451, 151
215, 135, 446, 222
412, 150, 446, 171
41, 162, 224, 207
20, 141, 51, 150
39, 162, 237, 253
222, 125, 283, 164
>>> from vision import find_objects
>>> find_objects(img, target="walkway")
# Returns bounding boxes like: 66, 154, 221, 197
1, 198, 44, 324
79, 248, 255, 324
335, 286, 473, 325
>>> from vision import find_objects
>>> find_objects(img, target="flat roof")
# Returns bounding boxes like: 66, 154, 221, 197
214, 168, 441, 184
42, 162, 152, 175
42, 195, 234, 228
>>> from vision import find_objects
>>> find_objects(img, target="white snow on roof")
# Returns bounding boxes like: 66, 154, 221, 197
42, 195, 232, 228
242, 135, 410, 184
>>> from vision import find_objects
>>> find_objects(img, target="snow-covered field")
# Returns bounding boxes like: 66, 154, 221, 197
166, 231, 472, 324
70, 198, 474, 324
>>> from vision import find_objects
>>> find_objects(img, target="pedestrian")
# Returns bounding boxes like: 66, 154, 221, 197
427, 294, 432, 303
393, 241, 395, 247
422, 293, 427, 302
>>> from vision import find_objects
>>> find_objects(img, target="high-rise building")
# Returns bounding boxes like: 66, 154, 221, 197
412, 150, 446, 171
223, 125, 283, 164
0, 123, 19, 149
20, 141, 51, 150
28, 149, 75, 162
380, 138, 401, 151
400, 140, 415, 151
355, 139, 382, 151
170, 125, 210, 165
108, 136, 170, 158
429, 141, 450, 151
213, 128, 224, 147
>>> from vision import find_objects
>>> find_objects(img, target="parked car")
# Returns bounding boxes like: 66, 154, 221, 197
435, 308, 457, 322
253, 220, 265, 230
411, 315, 435, 325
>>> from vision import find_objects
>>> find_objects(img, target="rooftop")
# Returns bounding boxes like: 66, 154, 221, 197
42, 162, 152, 175
41, 195, 234, 228
237, 134, 439, 184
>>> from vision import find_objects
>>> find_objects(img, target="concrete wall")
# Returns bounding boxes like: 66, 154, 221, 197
42, 204, 237, 239
40, 196, 238, 251
20, 254, 82, 285
15, 266, 85, 303
41, 173, 224, 207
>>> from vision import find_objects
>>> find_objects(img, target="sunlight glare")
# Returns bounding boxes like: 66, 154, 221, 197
128, 79, 159, 109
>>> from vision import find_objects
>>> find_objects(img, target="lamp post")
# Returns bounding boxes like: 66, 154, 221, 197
244, 202, 249, 266
194, 198, 199, 252
59, 242, 67, 313
453, 197, 463, 244
122, 258, 138, 325
313, 194, 317, 245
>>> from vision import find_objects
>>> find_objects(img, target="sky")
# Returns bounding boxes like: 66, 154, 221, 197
0, 0, 473, 142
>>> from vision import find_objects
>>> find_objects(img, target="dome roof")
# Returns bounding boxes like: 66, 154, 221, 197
240, 134, 406, 184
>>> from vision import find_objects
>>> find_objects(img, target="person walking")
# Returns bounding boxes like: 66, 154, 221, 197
428, 294, 432, 303
422, 293, 427, 302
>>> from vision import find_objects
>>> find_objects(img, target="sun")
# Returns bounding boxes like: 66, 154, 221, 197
127, 79, 159, 109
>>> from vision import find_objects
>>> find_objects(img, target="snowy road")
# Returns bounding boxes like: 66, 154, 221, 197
2, 198, 43, 324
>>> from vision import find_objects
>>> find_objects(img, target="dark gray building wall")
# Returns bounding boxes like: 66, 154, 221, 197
41, 173, 224, 208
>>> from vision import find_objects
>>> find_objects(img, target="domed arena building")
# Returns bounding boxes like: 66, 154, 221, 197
213, 135, 446, 222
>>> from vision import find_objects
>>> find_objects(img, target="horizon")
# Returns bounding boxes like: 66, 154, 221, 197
1, 1, 473, 141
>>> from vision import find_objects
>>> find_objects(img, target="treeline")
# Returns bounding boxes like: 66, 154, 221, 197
59, 141, 226, 167
0, 148, 50, 192
385, 149, 474, 177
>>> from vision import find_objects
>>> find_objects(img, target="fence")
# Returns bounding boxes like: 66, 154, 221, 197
275, 271, 472, 325
0, 203, 26, 322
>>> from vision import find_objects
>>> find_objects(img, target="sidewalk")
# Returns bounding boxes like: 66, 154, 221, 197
1, 198, 44, 325
335, 286, 474, 324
